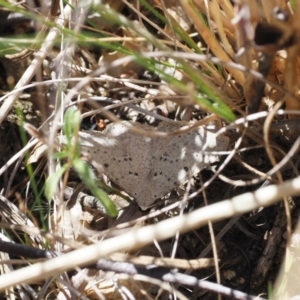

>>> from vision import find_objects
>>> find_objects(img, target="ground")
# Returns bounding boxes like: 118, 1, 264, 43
0, 1, 300, 299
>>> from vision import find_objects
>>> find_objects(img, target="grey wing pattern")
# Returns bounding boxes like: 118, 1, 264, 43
135, 124, 229, 209
60, 121, 228, 210
79, 122, 153, 199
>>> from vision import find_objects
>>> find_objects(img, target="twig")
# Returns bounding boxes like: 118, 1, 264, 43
0, 239, 264, 300
0, 174, 300, 290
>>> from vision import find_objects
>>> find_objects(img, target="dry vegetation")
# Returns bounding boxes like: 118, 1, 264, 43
1, 0, 300, 299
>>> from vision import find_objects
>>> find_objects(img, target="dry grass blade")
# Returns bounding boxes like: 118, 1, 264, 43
180, 0, 244, 85
0, 175, 300, 291
1, 0, 300, 299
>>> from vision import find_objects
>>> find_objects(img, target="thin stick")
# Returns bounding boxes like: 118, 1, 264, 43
0, 174, 300, 290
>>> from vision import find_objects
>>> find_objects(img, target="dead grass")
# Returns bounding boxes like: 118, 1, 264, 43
0, 0, 300, 299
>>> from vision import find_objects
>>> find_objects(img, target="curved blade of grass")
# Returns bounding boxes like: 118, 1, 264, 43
45, 164, 69, 200
53, 151, 70, 160
138, 0, 205, 55
85, 4, 235, 122
138, 56, 236, 121
95, 179, 131, 203
63, 107, 81, 144
73, 159, 118, 218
